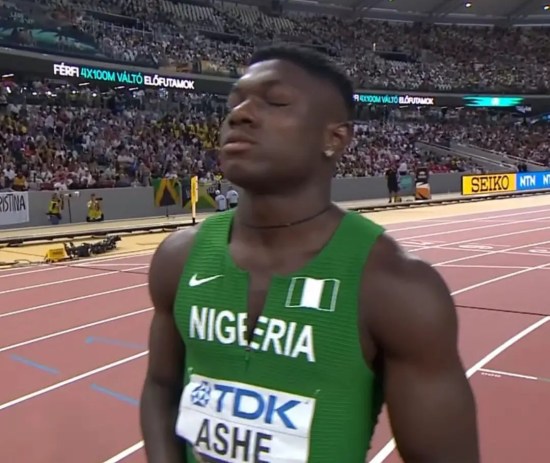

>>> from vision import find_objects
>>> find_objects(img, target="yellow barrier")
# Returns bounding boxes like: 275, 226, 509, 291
461, 173, 517, 196
190, 176, 198, 224
45, 247, 67, 262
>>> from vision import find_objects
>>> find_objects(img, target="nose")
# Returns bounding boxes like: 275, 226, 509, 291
227, 99, 256, 127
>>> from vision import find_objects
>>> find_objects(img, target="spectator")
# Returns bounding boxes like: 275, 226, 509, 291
4, 0, 550, 92
2, 1, 550, 188
2, 85, 538, 191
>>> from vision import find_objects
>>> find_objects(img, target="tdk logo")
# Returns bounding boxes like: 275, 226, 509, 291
192, 382, 301, 430
190, 381, 212, 407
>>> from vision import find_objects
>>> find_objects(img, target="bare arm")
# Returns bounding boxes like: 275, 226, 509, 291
366, 237, 479, 463
140, 229, 198, 463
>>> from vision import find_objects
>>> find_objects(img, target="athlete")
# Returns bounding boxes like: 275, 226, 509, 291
140, 46, 479, 463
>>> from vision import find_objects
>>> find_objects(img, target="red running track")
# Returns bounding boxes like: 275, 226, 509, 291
1, 204, 550, 463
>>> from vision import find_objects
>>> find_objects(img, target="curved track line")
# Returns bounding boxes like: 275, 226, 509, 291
0, 265, 148, 295
369, 316, 550, 463
103, 442, 145, 463
0, 251, 154, 277
0, 351, 149, 411
393, 214, 550, 239
0, 308, 153, 353
386, 207, 550, 232
96, 262, 550, 463
0, 283, 147, 319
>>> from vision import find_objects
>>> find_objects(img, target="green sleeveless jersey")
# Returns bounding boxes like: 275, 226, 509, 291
174, 209, 385, 463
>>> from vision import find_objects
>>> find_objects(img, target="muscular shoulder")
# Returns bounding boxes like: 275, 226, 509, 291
362, 233, 458, 358
364, 233, 449, 293
148, 225, 202, 314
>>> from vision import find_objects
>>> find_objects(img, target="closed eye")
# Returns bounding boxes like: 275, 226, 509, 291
268, 102, 290, 107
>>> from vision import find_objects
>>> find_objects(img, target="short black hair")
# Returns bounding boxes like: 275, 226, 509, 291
249, 45, 355, 120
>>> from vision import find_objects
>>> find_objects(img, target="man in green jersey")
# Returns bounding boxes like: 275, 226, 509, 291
140, 46, 479, 463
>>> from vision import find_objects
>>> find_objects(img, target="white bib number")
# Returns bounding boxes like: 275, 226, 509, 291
176, 374, 316, 463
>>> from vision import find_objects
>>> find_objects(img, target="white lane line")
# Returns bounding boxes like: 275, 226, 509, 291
3, 205, 549, 462
479, 369, 539, 382
5, 229, 546, 321
99, 271, 550, 463
0, 265, 148, 295
3, 234, 535, 342
2, 205, 548, 279
0, 251, 154, 278
387, 207, 550, 232
110, 316, 550, 463
1, 206, 547, 286
430, 240, 550, 268
0, 351, 149, 411
407, 246, 550, 259
72, 263, 150, 267
102, 442, 145, 463
465, 318, 550, 375
0, 307, 153, 353
394, 215, 550, 242
446, 262, 550, 295
8, 296, 546, 437
0, 283, 147, 319
368, 319, 550, 463
397, 223, 550, 258
439, 264, 530, 270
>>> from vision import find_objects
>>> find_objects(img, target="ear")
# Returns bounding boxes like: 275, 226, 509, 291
324, 121, 353, 160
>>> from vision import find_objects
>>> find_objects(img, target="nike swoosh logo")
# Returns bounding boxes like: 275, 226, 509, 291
189, 274, 223, 287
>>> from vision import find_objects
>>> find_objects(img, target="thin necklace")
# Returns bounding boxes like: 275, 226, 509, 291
240, 203, 333, 230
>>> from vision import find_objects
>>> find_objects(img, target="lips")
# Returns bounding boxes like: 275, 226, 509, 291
222, 132, 256, 146
221, 132, 256, 154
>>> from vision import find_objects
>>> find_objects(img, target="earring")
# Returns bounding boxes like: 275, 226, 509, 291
324, 149, 335, 158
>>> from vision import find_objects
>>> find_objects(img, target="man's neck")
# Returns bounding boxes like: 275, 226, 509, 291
232, 187, 336, 248
237, 185, 330, 224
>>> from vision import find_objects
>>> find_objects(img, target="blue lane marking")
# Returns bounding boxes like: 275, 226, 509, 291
9, 355, 59, 375
90, 384, 139, 407
85, 336, 145, 350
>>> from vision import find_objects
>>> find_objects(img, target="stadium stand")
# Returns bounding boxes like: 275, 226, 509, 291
2, 0, 550, 92
0, 0, 549, 193
1, 83, 490, 191
66, 2, 550, 93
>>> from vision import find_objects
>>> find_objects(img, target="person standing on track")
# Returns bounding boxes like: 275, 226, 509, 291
214, 190, 228, 212
225, 185, 239, 209
140, 46, 480, 463
386, 165, 399, 203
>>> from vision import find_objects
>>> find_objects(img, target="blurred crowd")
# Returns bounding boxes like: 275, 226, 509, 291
0, 0, 549, 192
3, 0, 549, 92
2, 83, 548, 192
0, 84, 226, 191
